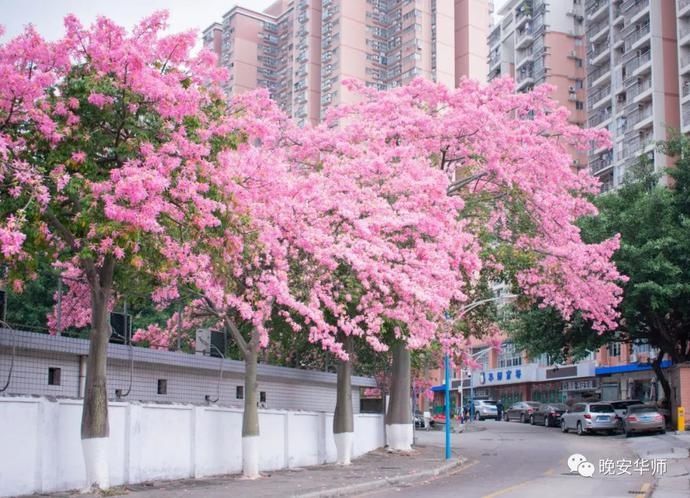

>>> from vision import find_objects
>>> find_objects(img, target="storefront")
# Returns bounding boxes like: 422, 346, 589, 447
596, 360, 672, 402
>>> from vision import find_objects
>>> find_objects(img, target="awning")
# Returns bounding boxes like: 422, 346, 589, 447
595, 360, 672, 376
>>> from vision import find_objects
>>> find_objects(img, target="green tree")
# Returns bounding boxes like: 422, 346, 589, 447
510, 137, 690, 402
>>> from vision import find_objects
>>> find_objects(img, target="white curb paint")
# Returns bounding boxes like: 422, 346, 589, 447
334, 431, 354, 465
386, 423, 413, 451
242, 435, 260, 478
81, 437, 110, 491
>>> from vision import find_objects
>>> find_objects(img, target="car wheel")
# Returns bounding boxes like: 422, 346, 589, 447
577, 421, 584, 436
561, 419, 568, 433
625, 429, 632, 438
544, 416, 550, 428
530, 415, 534, 425
659, 429, 666, 435
606, 430, 615, 436
520, 414, 525, 424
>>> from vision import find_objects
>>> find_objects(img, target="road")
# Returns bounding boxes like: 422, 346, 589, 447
368, 419, 654, 498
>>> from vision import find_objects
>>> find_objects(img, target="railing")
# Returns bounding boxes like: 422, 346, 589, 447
517, 47, 534, 65
623, 135, 653, 158
590, 154, 613, 174
681, 0, 690, 11
590, 108, 613, 127
587, 17, 609, 38
517, 69, 534, 84
624, 23, 650, 51
628, 104, 653, 126
588, 41, 610, 60
585, 0, 608, 18
681, 53, 690, 69
682, 80, 690, 98
680, 22, 690, 39
516, 27, 534, 45
623, 50, 651, 75
683, 101, 690, 124
587, 83, 611, 107
627, 77, 652, 100
588, 63, 611, 86
622, 0, 649, 19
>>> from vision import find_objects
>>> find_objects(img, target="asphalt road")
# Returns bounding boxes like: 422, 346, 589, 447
368, 419, 654, 498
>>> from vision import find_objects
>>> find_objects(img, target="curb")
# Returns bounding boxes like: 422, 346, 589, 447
295, 457, 469, 498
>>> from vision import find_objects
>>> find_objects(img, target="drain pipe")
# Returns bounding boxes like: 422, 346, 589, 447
78, 355, 87, 398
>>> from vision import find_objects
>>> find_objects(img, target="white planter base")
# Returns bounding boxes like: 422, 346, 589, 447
81, 437, 110, 492
386, 424, 413, 452
334, 431, 354, 465
242, 436, 260, 479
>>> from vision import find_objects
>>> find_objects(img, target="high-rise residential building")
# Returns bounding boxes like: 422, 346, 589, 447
677, 0, 690, 133
585, 0, 678, 191
203, 0, 490, 126
488, 0, 588, 166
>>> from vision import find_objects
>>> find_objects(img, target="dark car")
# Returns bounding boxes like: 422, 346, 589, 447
505, 401, 542, 423
531, 403, 568, 427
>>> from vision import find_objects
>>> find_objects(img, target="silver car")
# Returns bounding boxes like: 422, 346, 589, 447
473, 399, 498, 421
561, 402, 618, 435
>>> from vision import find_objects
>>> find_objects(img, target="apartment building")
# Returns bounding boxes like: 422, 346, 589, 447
203, 0, 490, 125
677, 0, 690, 133
585, 0, 679, 191
488, 0, 588, 167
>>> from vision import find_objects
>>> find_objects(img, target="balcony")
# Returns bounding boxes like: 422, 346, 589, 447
590, 153, 614, 175
587, 17, 610, 42
624, 23, 650, 51
488, 25, 501, 47
586, 0, 609, 21
623, 50, 651, 77
682, 80, 690, 99
683, 101, 690, 129
588, 41, 610, 63
590, 107, 613, 127
680, 0, 690, 17
622, 0, 649, 21
623, 135, 654, 158
515, 1, 533, 29
516, 27, 535, 49
516, 47, 534, 68
588, 83, 612, 109
628, 104, 653, 128
627, 77, 652, 101
588, 63, 611, 87
679, 22, 690, 43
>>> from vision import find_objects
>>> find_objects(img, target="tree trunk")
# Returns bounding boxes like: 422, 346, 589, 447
385, 342, 412, 451
333, 334, 354, 465
81, 283, 112, 491
652, 354, 672, 410
242, 334, 260, 479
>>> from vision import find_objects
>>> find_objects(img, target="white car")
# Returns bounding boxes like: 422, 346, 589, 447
561, 402, 618, 435
473, 399, 498, 421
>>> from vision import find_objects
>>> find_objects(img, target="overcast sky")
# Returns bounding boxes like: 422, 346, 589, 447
0, 0, 508, 44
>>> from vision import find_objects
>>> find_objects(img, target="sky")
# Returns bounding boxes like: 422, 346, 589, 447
0, 0, 276, 43
1, 0, 509, 44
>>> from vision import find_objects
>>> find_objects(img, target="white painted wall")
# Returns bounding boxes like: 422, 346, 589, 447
0, 396, 384, 498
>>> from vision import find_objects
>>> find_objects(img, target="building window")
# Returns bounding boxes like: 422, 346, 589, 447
576, 101, 584, 110
499, 343, 522, 368
260, 391, 267, 403
607, 343, 621, 357
157, 379, 167, 395
236, 386, 244, 399
48, 367, 61, 386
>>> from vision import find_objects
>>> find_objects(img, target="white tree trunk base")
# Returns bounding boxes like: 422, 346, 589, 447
81, 437, 110, 492
242, 436, 260, 479
386, 424, 413, 452
334, 431, 354, 465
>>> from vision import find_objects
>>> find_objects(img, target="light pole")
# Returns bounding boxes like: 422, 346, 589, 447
444, 353, 451, 460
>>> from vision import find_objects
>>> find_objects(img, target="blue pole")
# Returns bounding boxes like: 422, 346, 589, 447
444, 353, 451, 460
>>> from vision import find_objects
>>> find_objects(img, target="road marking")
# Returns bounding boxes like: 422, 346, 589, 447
635, 482, 651, 498
481, 479, 533, 498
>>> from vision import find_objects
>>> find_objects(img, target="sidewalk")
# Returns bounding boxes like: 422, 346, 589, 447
60, 445, 466, 498
626, 431, 690, 498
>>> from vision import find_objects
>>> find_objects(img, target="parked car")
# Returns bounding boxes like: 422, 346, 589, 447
530, 403, 568, 427
561, 402, 618, 435
473, 399, 498, 421
623, 404, 666, 437
505, 401, 542, 423
610, 399, 643, 431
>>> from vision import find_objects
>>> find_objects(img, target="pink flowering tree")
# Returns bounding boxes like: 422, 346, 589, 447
0, 13, 231, 490
318, 77, 625, 448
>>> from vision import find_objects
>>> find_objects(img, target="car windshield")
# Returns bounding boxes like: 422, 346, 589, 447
481, 400, 497, 405
590, 404, 615, 413
628, 406, 657, 414
526, 402, 541, 407
549, 404, 568, 411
